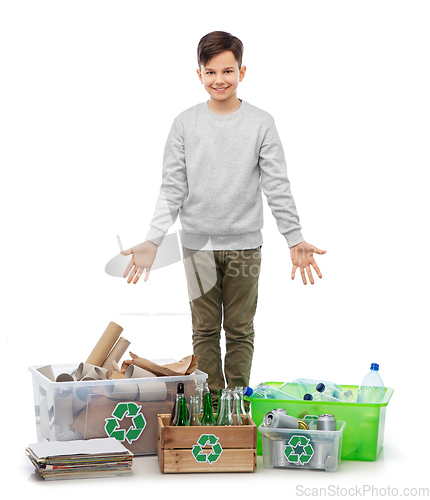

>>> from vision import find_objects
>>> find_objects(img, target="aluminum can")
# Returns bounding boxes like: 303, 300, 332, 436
263, 411, 298, 429
317, 414, 336, 431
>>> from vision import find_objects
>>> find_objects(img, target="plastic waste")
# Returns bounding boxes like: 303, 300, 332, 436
304, 392, 340, 402
344, 389, 357, 403
243, 384, 298, 400
316, 383, 351, 402
357, 363, 385, 403
279, 378, 344, 400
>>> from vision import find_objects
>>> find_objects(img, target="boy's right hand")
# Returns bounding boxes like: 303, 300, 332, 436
121, 240, 158, 284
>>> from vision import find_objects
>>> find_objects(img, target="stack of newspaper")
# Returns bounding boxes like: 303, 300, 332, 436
25, 438, 133, 480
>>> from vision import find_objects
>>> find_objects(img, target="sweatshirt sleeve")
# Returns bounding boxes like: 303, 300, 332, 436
145, 118, 188, 246
258, 118, 304, 248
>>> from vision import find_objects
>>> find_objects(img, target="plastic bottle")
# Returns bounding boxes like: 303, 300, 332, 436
316, 383, 351, 402
344, 390, 357, 403
357, 363, 385, 403
304, 392, 340, 402
279, 378, 343, 400
244, 384, 298, 400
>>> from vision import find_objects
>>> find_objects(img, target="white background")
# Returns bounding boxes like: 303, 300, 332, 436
2, 0, 429, 497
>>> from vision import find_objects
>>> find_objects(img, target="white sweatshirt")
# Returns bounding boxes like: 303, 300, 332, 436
146, 99, 304, 250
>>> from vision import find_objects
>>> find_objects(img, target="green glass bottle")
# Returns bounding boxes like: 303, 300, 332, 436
175, 396, 190, 426
215, 389, 223, 423
201, 393, 217, 426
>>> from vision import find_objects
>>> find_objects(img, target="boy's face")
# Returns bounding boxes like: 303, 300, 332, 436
197, 51, 246, 102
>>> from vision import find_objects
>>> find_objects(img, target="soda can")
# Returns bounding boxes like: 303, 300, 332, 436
263, 411, 298, 429
317, 414, 336, 431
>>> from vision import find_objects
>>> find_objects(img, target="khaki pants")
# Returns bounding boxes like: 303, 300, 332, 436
182, 246, 262, 405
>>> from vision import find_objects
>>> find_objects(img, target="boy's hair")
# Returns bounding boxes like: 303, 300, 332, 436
197, 31, 244, 70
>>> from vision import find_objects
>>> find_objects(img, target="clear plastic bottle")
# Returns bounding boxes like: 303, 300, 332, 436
279, 378, 343, 400
316, 383, 351, 402
357, 363, 385, 403
344, 389, 357, 403
304, 392, 340, 402
243, 384, 297, 400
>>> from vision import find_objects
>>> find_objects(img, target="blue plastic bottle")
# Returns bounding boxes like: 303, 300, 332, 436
243, 384, 298, 400
357, 363, 385, 403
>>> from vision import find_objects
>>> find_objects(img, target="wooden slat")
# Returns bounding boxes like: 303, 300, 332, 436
161, 448, 256, 473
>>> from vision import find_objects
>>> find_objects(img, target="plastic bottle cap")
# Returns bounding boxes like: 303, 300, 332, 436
370, 363, 379, 371
316, 383, 325, 393
243, 387, 253, 397
303, 393, 313, 401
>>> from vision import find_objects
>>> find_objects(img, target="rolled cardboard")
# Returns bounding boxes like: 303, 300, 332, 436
72, 386, 93, 415
104, 381, 138, 401
56, 373, 75, 382
86, 321, 123, 367
125, 365, 156, 379
136, 381, 167, 402
102, 337, 131, 369
76, 362, 98, 380
81, 366, 107, 381
54, 392, 74, 425
37, 365, 55, 382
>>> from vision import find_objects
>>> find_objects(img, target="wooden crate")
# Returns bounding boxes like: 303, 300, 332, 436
157, 413, 257, 473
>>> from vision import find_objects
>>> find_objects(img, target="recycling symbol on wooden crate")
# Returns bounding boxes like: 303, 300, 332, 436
284, 435, 314, 465
104, 402, 146, 444
191, 434, 223, 464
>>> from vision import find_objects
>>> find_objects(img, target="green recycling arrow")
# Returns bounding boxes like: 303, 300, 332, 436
191, 434, 223, 464
104, 402, 146, 444
284, 435, 314, 465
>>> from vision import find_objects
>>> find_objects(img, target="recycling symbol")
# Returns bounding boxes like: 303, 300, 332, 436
191, 434, 223, 465
284, 435, 314, 465
104, 402, 146, 444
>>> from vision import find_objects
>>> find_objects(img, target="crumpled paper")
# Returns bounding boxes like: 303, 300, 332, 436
121, 353, 199, 377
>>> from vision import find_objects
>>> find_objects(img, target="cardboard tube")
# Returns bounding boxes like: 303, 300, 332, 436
76, 362, 98, 380
125, 365, 156, 379
56, 373, 75, 382
72, 386, 93, 415
54, 392, 74, 425
102, 337, 131, 368
104, 381, 138, 401
82, 366, 107, 381
37, 365, 55, 382
86, 321, 123, 366
136, 381, 167, 402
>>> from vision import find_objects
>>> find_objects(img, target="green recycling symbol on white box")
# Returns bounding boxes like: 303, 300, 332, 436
284, 435, 314, 465
192, 434, 223, 464
104, 402, 146, 444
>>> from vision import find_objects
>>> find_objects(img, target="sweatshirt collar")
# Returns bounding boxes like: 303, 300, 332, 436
202, 98, 246, 121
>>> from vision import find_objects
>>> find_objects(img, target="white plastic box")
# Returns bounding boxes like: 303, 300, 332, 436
29, 360, 207, 456
259, 420, 346, 472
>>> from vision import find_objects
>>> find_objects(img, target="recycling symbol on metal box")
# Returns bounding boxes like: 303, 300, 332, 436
104, 402, 146, 444
284, 435, 314, 465
191, 434, 223, 464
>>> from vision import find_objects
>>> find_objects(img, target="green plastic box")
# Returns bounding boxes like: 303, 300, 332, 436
245, 382, 394, 461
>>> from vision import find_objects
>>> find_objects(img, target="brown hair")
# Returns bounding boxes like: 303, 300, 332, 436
197, 31, 244, 70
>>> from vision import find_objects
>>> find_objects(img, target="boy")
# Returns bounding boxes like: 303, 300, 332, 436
121, 31, 326, 403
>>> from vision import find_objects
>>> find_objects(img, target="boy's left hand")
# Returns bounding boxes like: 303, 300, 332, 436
290, 241, 326, 285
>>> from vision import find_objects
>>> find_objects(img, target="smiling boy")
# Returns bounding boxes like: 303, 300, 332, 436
121, 31, 326, 403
